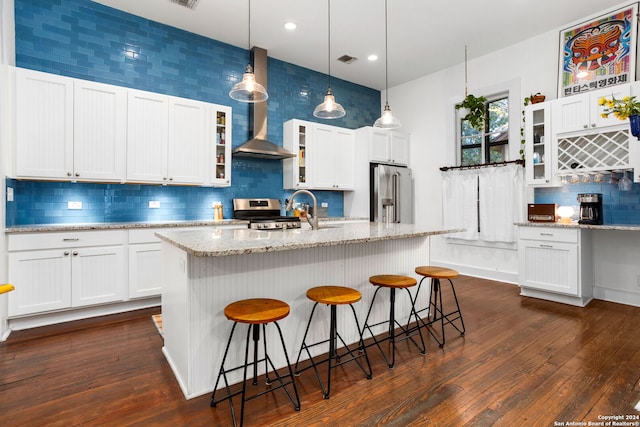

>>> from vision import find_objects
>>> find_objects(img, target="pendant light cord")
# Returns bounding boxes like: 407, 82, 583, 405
384, 0, 389, 104
464, 45, 468, 97
327, 0, 332, 89
248, 0, 251, 55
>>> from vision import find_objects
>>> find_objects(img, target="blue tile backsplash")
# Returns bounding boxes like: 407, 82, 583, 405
535, 178, 640, 225
8, 0, 380, 226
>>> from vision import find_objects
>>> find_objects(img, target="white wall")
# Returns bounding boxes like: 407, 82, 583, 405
388, 1, 632, 284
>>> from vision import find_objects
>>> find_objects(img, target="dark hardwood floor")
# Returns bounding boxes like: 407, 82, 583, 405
2, 276, 640, 426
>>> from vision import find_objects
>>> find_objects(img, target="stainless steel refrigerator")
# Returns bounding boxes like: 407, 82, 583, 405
370, 163, 414, 223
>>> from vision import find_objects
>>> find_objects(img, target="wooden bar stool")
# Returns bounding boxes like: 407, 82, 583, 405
294, 286, 372, 399
414, 266, 466, 347
361, 275, 425, 368
210, 298, 300, 427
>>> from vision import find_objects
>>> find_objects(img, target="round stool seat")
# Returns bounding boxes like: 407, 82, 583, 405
369, 274, 417, 288
224, 298, 290, 324
415, 266, 459, 280
306, 286, 362, 305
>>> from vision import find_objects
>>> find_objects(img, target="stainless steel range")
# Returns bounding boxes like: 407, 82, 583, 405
233, 198, 301, 230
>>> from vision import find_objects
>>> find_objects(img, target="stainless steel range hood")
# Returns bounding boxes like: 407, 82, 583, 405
232, 47, 296, 160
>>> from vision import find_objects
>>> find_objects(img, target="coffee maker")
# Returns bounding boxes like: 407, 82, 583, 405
577, 193, 603, 225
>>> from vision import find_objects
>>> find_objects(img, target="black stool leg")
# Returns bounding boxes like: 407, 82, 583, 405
444, 278, 466, 335
211, 322, 241, 426
294, 302, 320, 375
348, 303, 373, 380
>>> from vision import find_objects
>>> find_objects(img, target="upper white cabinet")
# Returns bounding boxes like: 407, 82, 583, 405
524, 102, 557, 187
16, 68, 127, 181
283, 119, 355, 191
364, 127, 410, 166
553, 85, 630, 135
14, 68, 231, 186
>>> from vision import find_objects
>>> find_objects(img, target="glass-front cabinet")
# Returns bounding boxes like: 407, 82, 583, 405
211, 108, 231, 187
524, 102, 557, 186
283, 119, 309, 189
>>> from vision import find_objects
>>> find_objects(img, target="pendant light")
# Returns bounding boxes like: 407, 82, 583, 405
229, 0, 268, 103
374, 0, 401, 129
313, 0, 346, 119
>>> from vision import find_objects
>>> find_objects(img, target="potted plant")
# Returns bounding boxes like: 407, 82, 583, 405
455, 94, 487, 131
599, 95, 640, 139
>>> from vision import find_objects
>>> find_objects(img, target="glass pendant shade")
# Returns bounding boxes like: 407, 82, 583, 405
313, 88, 346, 119
229, 64, 268, 102
374, 102, 401, 129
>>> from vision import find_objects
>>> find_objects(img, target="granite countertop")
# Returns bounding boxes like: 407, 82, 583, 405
515, 222, 640, 231
156, 222, 460, 257
4, 217, 368, 233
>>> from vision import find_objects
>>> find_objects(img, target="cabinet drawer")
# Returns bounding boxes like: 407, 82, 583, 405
8, 230, 127, 251
128, 228, 170, 244
518, 226, 578, 243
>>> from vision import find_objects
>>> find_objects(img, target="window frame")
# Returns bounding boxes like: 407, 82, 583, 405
458, 94, 510, 166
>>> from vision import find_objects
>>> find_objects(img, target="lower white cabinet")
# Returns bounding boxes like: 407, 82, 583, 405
517, 226, 593, 306
128, 229, 164, 299
7, 230, 127, 317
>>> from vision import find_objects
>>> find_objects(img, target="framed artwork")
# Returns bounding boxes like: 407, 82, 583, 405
558, 3, 638, 98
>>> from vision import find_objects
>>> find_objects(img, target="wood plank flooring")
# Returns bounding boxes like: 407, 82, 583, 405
2, 276, 640, 426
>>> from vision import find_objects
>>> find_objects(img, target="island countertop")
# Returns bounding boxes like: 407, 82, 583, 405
155, 222, 460, 257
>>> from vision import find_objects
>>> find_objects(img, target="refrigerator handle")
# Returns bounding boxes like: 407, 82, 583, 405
392, 172, 400, 223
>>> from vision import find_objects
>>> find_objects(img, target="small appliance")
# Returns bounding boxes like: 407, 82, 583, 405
527, 203, 557, 222
233, 198, 301, 230
577, 193, 603, 225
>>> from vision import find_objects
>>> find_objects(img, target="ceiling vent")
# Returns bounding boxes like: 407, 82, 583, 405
337, 55, 358, 64
169, 0, 199, 9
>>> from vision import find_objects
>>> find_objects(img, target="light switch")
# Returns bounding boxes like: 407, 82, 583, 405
6, 187, 13, 202
149, 201, 161, 209
68, 201, 82, 210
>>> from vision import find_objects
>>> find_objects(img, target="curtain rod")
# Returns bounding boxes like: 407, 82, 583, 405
439, 159, 524, 172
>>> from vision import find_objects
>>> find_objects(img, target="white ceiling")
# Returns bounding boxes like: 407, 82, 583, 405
92, 0, 621, 90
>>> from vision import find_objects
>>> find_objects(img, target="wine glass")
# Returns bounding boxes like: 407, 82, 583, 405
618, 170, 633, 191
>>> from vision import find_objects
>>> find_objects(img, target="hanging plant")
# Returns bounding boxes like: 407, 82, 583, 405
455, 94, 487, 131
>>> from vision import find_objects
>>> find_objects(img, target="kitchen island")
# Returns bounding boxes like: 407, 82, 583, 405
156, 222, 458, 399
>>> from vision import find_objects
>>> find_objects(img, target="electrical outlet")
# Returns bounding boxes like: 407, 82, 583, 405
149, 201, 161, 209
68, 201, 82, 210
321, 202, 328, 208
6, 187, 13, 202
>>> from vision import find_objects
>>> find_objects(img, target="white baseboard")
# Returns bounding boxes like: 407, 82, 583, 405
7, 297, 161, 332
430, 260, 519, 285
593, 286, 640, 308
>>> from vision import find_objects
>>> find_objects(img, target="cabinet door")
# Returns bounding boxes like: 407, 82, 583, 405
74, 80, 127, 181
126, 90, 169, 183
525, 103, 555, 186
71, 246, 126, 307
369, 128, 391, 163
553, 93, 589, 134
211, 106, 232, 187
390, 131, 410, 165
128, 243, 162, 298
518, 240, 579, 296
283, 119, 309, 189
167, 97, 207, 185
15, 68, 74, 179
310, 124, 337, 189
8, 250, 71, 316
590, 85, 630, 129
333, 128, 355, 189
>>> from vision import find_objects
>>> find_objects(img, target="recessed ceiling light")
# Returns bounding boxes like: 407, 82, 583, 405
284, 22, 297, 30
368, 54, 378, 61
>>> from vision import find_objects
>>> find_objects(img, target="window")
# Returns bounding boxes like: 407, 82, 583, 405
459, 96, 509, 166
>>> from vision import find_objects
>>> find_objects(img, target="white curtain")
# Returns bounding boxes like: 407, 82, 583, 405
442, 163, 525, 243
441, 168, 479, 240
478, 163, 525, 242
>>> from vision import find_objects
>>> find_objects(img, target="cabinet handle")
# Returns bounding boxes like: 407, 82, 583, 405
63, 238, 79, 242
539, 233, 553, 236
539, 244, 554, 248
64, 251, 70, 256
73, 251, 78, 256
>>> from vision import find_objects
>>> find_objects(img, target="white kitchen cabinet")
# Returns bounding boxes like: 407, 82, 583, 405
283, 119, 355, 191
367, 127, 410, 166
128, 228, 167, 299
15, 68, 127, 181
15, 68, 74, 179
518, 226, 593, 307
553, 84, 630, 135
7, 230, 127, 317
524, 102, 557, 187
126, 89, 170, 183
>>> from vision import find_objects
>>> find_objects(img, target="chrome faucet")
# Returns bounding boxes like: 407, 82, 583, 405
286, 189, 319, 230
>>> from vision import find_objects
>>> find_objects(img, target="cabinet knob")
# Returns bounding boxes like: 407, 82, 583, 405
583, 125, 588, 129
67, 172, 72, 177
73, 251, 78, 256
591, 123, 596, 127
169, 177, 173, 181
64, 251, 70, 256
75, 173, 80, 177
